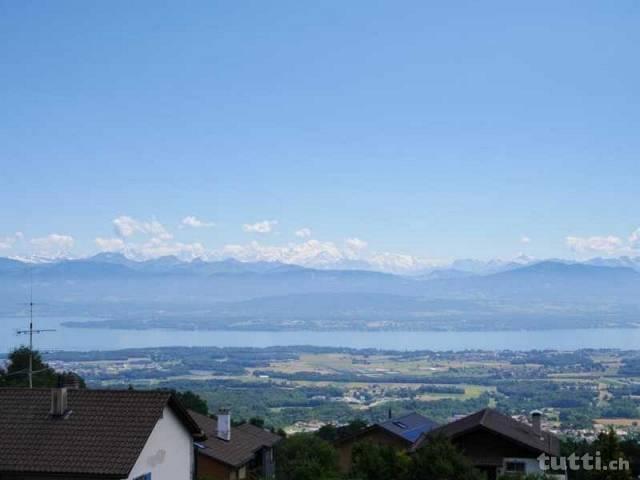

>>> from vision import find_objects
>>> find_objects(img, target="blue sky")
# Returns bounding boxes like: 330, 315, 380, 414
1, 1, 639, 268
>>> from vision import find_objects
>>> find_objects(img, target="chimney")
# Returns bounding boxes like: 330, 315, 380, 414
531, 410, 542, 436
217, 408, 231, 441
50, 376, 69, 417
388, 408, 393, 420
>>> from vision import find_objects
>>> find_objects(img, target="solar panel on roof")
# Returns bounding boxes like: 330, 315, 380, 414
402, 427, 430, 442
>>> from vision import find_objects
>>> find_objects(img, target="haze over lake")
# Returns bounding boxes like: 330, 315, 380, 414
3, 316, 640, 353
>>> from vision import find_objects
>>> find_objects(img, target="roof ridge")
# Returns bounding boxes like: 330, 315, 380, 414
382, 411, 431, 423
74, 388, 171, 394
495, 409, 534, 431
411, 408, 559, 456
0, 387, 171, 396
479, 407, 491, 425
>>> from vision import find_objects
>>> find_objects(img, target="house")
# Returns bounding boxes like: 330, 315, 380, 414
336, 412, 439, 473
189, 409, 281, 480
0, 386, 205, 480
413, 408, 565, 480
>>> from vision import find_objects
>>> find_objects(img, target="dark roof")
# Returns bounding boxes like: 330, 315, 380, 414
190, 410, 281, 468
413, 408, 560, 455
0, 388, 204, 477
336, 412, 439, 446
378, 412, 440, 443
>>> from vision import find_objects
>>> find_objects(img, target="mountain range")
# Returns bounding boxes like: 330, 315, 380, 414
2, 254, 640, 331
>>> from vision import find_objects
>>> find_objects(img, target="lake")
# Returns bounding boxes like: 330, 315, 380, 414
2, 316, 640, 352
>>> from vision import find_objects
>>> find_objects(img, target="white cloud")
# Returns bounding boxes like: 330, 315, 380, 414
113, 216, 139, 237
218, 239, 345, 266
211, 238, 440, 273
30, 233, 74, 257
285, 240, 345, 266
566, 235, 624, 255
96, 216, 206, 260
131, 240, 206, 260
566, 227, 640, 257
97, 236, 205, 261
243, 220, 277, 234
520, 236, 531, 244
4, 218, 445, 273
629, 228, 640, 249
295, 227, 312, 239
95, 237, 126, 252
0, 232, 23, 250
368, 252, 434, 274
113, 216, 172, 240
345, 237, 368, 251
181, 216, 215, 228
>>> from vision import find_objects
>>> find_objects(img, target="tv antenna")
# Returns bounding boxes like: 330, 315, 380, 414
16, 269, 55, 388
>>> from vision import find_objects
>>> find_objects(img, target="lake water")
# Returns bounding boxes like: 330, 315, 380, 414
2, 316, 640, 352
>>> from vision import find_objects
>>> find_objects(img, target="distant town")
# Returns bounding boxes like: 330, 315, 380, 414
16, 345, 639, 440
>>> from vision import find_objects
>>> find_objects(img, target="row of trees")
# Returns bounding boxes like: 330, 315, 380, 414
275, 433, 485, 480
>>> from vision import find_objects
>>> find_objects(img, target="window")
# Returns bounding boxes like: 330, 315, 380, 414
505, 462, 526, 474
238, 466, 247, 479
133, 474, 151, 480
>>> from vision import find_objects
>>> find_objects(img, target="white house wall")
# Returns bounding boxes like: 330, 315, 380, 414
126, 406, 194, 480
502, 457, 543, 474
500, 457, 565, 480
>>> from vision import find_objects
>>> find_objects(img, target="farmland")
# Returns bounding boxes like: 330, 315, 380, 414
40, 346, 640, 436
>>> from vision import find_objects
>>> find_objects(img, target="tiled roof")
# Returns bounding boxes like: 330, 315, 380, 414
190, 410, 281, 468
412, 408, 560, 455
0, 388, 204, 477
378, 412, 440, 443
334, 412, 439, 447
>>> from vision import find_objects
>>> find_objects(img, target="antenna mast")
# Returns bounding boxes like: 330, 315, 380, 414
16, 269, 55, 388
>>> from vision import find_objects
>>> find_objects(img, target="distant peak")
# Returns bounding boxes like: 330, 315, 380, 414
91, 252, 128, 260
87, 252, 133, 265
144, 255, 183, 264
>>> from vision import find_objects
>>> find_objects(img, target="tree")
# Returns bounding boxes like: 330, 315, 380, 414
317, 419, 368, 443
561, 437, 591, 480
249, 416, 265, 428
172, 390, 208, 416
0, 347, 84, 388
619, 437, 640, 479
590, 429, 633, 480
316, 423, 339, 442
276, 433, 341, 480
350, 441, 410, 480
408, 434, 485, 480
562, 430, 633, 480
